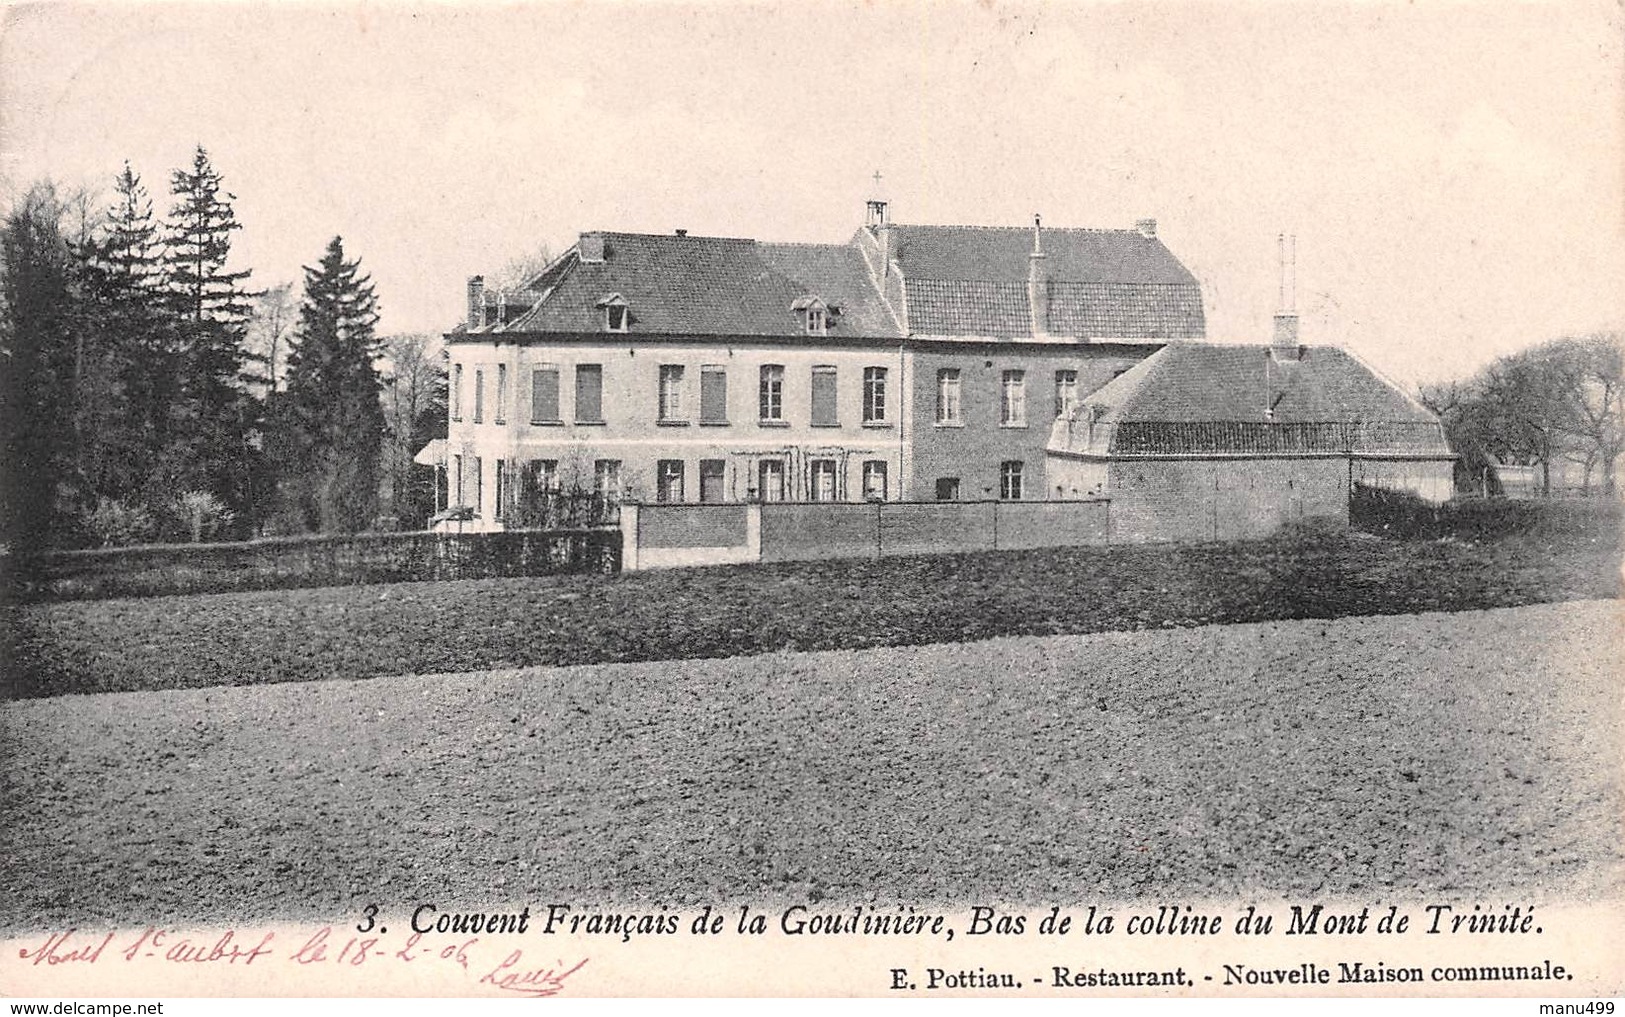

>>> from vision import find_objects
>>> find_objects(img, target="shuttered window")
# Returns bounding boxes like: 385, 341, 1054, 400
531, 367, 560, 423
810, 366, 838, 426
700, 366, 728, 424
575, 364, 603, 423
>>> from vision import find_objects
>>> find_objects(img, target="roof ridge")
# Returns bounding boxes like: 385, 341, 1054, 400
893, 222, 1140, 234
588, 230, 758, 244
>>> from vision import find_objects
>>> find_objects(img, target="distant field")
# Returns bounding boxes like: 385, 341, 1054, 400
2, 600, 1618, 931
5, 522, 1620, 699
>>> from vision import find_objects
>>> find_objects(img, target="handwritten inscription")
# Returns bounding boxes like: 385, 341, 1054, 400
13, 926, 586, 995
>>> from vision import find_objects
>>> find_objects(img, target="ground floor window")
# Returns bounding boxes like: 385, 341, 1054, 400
700, 459, 726, 503
472, 456, 483, 514
935, 477, 960, 501
1000, 460, 1024, 500
453, 454, 465, 506
594, 459, 621, 500
657, 459, 685, 503
862, 460, 888, 501
809, 459, 837, 501
494, 459, 507, 519
758, 459, 785, 502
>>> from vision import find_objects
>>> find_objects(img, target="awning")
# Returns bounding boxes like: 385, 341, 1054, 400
414, 438, 447, 466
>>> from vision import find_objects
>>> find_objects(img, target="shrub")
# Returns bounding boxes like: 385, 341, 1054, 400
82, 498, 158, 547
170, 491, 235, 543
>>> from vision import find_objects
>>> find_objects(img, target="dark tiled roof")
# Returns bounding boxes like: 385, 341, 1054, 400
906, 279, 1206, 339
496, 232, 902, 339
880, 224, 1205, 338
1049, 343, 1452, 457
887, 224, 1199, 284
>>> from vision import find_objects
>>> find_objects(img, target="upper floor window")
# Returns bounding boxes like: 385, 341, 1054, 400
575, 364, 604, 423
451, 363, 464, 421
1001, 369, 1026, 427
863, 367, 888, 423
759, 365, 785, 422
810, 365, 838, 426
658, 365, 685, 422
936, 368, 962, 425
495, 364, 508, 424
700, 365, 728, 425
1055, 369, 1078, 419
473, 368, 485, 423
599, 293, 629, 333
531, 366, 561, 424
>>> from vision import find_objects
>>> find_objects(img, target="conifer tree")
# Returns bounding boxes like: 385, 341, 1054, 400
160, 146, 263, 530
272, 236, 384, 532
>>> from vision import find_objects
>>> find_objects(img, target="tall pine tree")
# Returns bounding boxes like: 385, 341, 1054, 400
272, 236, 384, 532
161, 146, 263, 532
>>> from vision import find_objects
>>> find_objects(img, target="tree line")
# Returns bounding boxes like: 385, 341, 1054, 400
1421, 333, 1622, 496
0, 146, 447, 550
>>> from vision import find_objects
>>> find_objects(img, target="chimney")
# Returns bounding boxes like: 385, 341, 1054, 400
1271, 233, 1301, 360
466, 275, 485, 329
1027, 213, 1050, 337
1135, 218, 1157, 238
579, 232, 606, 263
496, 290, 508, 326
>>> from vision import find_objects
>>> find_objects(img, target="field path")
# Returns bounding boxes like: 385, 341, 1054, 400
3, 600, 1620, 932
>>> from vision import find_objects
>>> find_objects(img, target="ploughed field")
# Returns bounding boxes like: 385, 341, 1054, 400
1, 600, 1620, 932
5, 523, 1620, 699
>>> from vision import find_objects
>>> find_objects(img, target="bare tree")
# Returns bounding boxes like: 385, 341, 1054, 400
378, 332, 447, 526
246, 281, 296, 396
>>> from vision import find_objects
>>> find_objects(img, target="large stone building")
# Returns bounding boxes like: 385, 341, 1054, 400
430, 201, 1452, 540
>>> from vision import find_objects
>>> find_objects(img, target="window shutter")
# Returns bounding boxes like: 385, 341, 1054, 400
575, 364, 602, 422
700, 367, 728, 423
532, 368, 559, 422
811, 366, 837, 426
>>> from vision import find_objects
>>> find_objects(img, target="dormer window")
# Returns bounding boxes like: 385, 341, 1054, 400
597, 293, 629, 333
791, 296, 829, 336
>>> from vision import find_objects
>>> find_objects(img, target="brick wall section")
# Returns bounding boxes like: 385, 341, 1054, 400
993, 501, 1112, 548
636, 504, 750, 548
760, 503, 878, 562
878, 502, 996, 556
1107, 459, 1350, 542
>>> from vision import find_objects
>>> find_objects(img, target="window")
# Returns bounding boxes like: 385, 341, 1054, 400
758, 459, 785, 502
451, 363, 464, 421
809, 459, 838, 501
1001, 370, 1026, 426
494, 459, 506, 518
700, 366, 728, 425
700, 459, 726, 503
863, 367, 888, 423
473, 369, 485, 423
811, 366, 838, 426
935, 477, 960, 501
575, 364, 603, 423
759, 365, 784, 422
805, 307, 827, 335
862, 460, 888, 501
1055, 369, 1078, 419
495, 364, 508, 424
472, 456, 483, 513
453, 453, 465, 505
656, 459, 685, 502
594, 459, 621, 500
532, 459, 558, 492
531, 366, 560, 423
1000, 460, 1024, 500
603, 298, 629, 333
658, 365, 685, 422
936, 369, 962, 424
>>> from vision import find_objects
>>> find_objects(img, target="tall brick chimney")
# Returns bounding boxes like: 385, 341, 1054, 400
1271, 233, 1301, 360
1027, 213, 1050, 337
466, 275, 485, 330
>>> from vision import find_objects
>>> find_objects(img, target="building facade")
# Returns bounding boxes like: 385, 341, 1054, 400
431, 201, 1450, 539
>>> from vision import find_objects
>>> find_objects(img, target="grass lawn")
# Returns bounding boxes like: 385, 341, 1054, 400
5, 518, 1619, 699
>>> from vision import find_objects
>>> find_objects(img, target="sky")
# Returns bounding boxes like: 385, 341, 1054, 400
2, 0, 1621, 386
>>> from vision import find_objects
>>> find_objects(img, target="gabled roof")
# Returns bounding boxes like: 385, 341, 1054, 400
1048, 342, 1452, 458
492, 232, 903, 339
869, 224, 1206, 339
